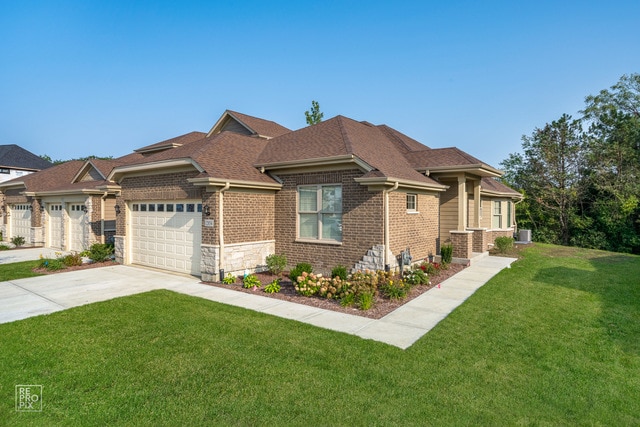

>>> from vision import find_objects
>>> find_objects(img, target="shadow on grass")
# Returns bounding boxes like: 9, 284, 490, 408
534, 254, 640, 355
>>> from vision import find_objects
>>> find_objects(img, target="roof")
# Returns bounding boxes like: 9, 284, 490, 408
407, 147, 502, 177
134, 131, 207, 154
0, 145, 53, 170
0, 160, 85, 192
207, 110, 291, 139
256, 115, 444, 188
481, 177, 523, 198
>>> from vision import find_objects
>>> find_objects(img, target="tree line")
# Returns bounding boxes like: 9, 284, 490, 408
501, 74, 640, 254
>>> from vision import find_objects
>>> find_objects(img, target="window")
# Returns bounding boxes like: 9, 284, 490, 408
148, 203, 155, 212
166, 204, 174, 212
298, 185, 342, 241
186, 203, 195, 213
406, 194, 417, 212
0, 168, 9, 174
492, 201, 502, 229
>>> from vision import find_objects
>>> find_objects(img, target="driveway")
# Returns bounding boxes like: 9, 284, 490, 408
0, 248, 199, 324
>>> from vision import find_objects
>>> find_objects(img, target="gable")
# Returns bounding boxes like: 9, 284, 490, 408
79, 167, 105, 182
217, 116, 253, 136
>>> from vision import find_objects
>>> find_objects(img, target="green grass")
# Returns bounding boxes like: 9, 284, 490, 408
1, 244, 638, 425
0, 260, 43, 281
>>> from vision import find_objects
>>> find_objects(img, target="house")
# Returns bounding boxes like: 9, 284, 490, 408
0, 145, 53, 183
0, 110, 521, 279
0, 145, 53, 240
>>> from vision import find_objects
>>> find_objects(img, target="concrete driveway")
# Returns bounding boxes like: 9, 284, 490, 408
0, 264, 199, 324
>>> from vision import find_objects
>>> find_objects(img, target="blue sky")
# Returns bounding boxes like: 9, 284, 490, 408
1, 1, 639, 168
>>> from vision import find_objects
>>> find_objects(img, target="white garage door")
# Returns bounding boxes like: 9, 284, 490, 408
10, 204, 32, 244
69, 204, 86, 251
130, 200, 202, 275
48, 204, 63, 249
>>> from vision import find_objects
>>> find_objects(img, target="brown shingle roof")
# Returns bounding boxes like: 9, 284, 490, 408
134, 131, 207, 154
225, 110, 291, 138
407, 147, 487, 169
481, 177, 522, 197
0, 160, 85, 192
116, 131, 278, 185
257, 116, 442, 186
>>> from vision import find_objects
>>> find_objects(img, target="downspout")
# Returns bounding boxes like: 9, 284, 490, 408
101, 192, 108, 244
218, 182, 230, 279
383, 181, 399, 269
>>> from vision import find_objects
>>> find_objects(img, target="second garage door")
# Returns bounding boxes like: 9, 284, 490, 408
130, 201, 202, 275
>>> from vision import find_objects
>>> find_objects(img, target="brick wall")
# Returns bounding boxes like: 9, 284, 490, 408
450, 231, 473, 259
117, 171, 203, 237
274, 169, 384, 274
388, 191, 439, 265
223, 190, 275, 244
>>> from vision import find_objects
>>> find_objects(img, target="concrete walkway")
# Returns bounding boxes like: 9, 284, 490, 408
0, 249, 517, 349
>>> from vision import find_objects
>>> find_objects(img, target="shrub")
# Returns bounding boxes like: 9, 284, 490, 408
242, 274, 261, 289
358, 291, 375, 310
264, 278, 281, 294
265, 254, 287, 276
380, 279, 410, 300
331, 265, 348, 280
404, 268, 429, 286
440, 244, 453, 264
39, 258, 64, 271
62, 253, 83, 267
11, 236, 25, 247
420, 261, 440, 275
0, 244, 10, 251
294, 272, 324, 296
494, 236, 515, 254
289, 262, 313, 283
340, 293, 355, 307
88, 243, 114, 263
222, 273, 236, 284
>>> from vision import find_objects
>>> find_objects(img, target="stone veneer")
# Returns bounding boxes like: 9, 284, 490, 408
201, 240, 275, 282
353, 245, 386, 272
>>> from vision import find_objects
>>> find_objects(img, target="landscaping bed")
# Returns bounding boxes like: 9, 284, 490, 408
204, 263, 465, 319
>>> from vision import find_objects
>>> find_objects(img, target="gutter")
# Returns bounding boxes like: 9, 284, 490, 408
383, 181, 399, 268
218, 182, 230, 279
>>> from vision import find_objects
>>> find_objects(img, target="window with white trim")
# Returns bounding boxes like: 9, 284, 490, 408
406, 194, 417, 212
298, 185, 342, 241
492, 201, 502, 229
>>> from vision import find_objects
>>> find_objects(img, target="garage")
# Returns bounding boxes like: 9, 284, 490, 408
69, 204, 86, 251
130, 200, 202, 275
10, 204, 32, 244
48, 204, 63, 249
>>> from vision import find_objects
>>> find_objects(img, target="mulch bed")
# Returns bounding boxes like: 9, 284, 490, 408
202, 264, 466, 320
32, 260, 119, 275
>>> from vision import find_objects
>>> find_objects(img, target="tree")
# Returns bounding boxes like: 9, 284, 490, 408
304, 100, 324, 125
580, 73, 640, 253
40, 154, 114, 165
502, 73, 640, 254
501, 114, 585, 245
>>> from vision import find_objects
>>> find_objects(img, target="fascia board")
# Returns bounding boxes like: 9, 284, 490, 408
107, 159, 203, 181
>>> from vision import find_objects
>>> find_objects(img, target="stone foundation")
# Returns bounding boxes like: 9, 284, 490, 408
202, 240, 275, 282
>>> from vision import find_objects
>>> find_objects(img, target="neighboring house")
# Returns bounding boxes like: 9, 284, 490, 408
0, 110, 522, 279
0, 145, 53, 239
0, 145, 53, 184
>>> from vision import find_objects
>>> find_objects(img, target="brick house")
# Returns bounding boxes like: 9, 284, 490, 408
0, 110, 521, 278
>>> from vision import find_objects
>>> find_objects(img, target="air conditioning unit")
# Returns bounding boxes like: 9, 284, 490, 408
518, 229, 531, 242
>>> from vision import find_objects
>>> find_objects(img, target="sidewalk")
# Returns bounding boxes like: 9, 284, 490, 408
0, 251, 517, 349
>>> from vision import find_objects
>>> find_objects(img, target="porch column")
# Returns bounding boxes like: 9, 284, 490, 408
473, 179, 481, 228
457, 175, 467, 230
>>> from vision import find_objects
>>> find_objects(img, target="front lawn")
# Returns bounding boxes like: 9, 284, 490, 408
1, 244, 638, 425
0, 260, 44, 281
